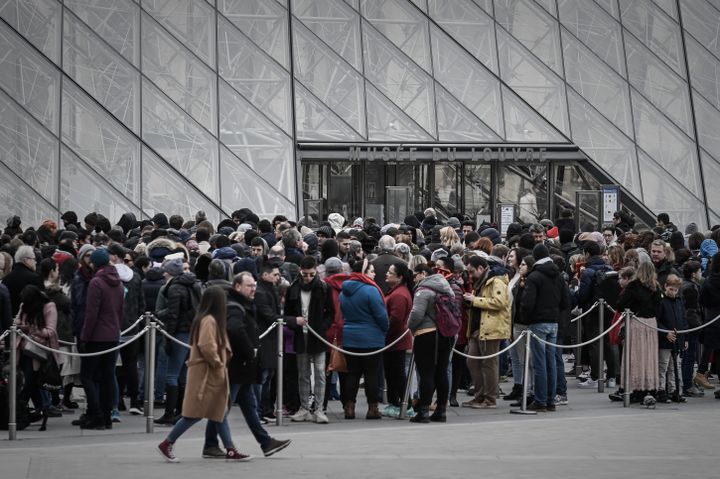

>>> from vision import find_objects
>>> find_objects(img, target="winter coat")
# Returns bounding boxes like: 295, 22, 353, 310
155, 273, 201, 335
284, 277, 335, 355
81, 265, 124, 343
575, 256, 609, 310
616, 280, 662, 319
254, 279, 293, 368
371, 253, 407, 295
71, 268, 93, 338
16, 302, 60, 366
408, 274, 453, 333
654, 259, 679, 288
340, 278, 388, 348
2, 263, 43, 315
657, 295, 687, 350
699, 272, 720, 349
181, 315, 232, 422
700, 240, 719, 274
141, 267, 165, 314
226, 289, 260, 384
467, 267, 512, 340
681, 279, 702, 330
0, 283, 11, 333
324, 273, 347, 344
384, 283, 413, 351
115, 264, 145, 335
520, 259, 570, 325
45, 283, 73, 342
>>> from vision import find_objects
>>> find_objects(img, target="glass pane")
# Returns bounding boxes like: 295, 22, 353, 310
60, 145, 141, 220
220, 146, 295, 219
652, 0, 678, 20
142, 146, 221, 224
361, 0, 431, 72
494, 0, 563, 75
142, 13, 216, 133
562, 28, 632, 137
293, 0, 362, 70
693, 91, 720, 160
410, 0, 427, 12
499, 165, 548, 224
711, 210, 720, 229
0, 161, 57, 227
361, 19, 436, 136
220, 0, 289, 69
464, 164, 492, 219
64, 13, 140, 133
680, 0, 720, 61
566, 89, 641, 198
142, 79, 218, 201
0, 22, 59, 132
637, 148, 706, 230
430, 24, 504, 137
619, 0, 684, 76
365, 82, 433, 141
686, 34, 720, 111
433, 163, 460, 216
553, 164, 602, 221
435, 85, 501, 141
700, 148, 720, 217
64, 0, 140, 65
62, 80, 140, 203
294, 81, 364, 141
594, 0, 619, 18
535, 0, 557, 16
624, 33, 692, 136
0, 0, 60, 63
292, 18, 366, 136
497, 27, 569, 136
0, 91, 58, 204
219, 82, 295, 201
631, 89, 703, 198
143, 0, 215, 68
218, 17, 291, 135
426, 0, 496, 73
557, 0, 626, 76
502, 85, 565, 142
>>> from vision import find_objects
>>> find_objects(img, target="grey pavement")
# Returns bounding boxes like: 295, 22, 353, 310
2, 376, 719, 479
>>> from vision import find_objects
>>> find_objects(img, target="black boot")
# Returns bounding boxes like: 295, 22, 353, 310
173, 385, 185, 423
503, 384, 523, 401
429, 406, 446, 423
154, 386, 178, 425
409, 406, 430, 423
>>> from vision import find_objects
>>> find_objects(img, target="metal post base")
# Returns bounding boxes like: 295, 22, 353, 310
510, 408, 537, 415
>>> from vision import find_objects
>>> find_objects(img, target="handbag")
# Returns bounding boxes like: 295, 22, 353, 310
608, 311, 624, 346
327, 342, 348, 373
35, 356, 63, 392
22, 339, 49, 363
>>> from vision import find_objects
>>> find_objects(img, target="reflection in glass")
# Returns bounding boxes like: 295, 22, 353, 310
294, 82, 364, 141
220, 0, 289, 68
498, 165, 548, 224
692, 91, 720, 161
293, 0, 361, 70
0, 161, 57, 226
464, 164, 492, 220
502, 85, 565, 142
685, 35, 720, 111
435, 85, 501, 141
365, 83, 433, 141
700, 149, 720, 217
553, 164, 601, 222
433, 163, 460, 217
0, 0, 60, 63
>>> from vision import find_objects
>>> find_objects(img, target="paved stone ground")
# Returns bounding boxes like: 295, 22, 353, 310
2, 376, 718, 479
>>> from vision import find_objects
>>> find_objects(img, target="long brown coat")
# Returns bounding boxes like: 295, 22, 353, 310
181, 315, 232, 422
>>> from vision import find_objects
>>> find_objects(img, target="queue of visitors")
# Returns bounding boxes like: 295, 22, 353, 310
1, 207, 720, 461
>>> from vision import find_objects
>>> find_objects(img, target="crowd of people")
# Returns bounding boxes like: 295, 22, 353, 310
1, 207, 720, 459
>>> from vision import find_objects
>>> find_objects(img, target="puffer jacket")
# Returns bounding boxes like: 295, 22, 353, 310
467, 267, 511, 340
155, 273, 201, 335
340, 278, 388, 348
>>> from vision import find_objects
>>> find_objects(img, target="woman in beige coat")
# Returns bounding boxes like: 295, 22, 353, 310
157, 286, 250, 463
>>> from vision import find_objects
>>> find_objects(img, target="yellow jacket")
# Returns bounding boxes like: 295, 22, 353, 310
466, 274, 512, 340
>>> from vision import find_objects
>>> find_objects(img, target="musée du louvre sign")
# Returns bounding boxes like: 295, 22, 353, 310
346, 144, 556, 163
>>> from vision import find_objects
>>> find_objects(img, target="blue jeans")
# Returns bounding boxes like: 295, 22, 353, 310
254, 368, 274, 417
138, 335, 168, 401
206, 383, 272, 450
682, 333, 700, 392
168, 415, 233, 448
554, 335, 567, 396
509, 325, 527, 386
529, 323, 558, 406
165, 332, 189, 387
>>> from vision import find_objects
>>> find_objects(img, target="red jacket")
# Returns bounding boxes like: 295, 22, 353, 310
384, 284, 413, 351
324, 274, 347, 345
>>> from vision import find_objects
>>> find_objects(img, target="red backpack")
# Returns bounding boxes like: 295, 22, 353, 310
419, 285, 462, 337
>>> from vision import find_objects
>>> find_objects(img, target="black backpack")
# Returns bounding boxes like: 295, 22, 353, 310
591, 266, 621, 310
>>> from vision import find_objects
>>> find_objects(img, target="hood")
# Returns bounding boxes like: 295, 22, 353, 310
145, 266, 165, 282
117, 212, 137, 234
487, 263, 509, 280
113, 263, 134, 282
700, 239, 718, 258
341, 279, 367, 297
417, 274, 454, 296
173, 272, 198, 287
325, 273, 351, 292
560, 242, 577, 253
328, 213, 345, 232
212, 246, 237, 260
532, 257, 560, 278
95, 265, 122, 287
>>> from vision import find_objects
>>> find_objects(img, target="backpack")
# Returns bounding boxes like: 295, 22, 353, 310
420, 286, 462, 337
591, 266, 621, 310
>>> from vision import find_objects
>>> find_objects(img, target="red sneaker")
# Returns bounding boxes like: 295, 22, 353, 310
225, 447, 253, 462
157, 440, 179, 463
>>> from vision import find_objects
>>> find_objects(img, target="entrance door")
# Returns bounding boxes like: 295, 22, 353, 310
575, 190, 602, 232
386, 186, 411, 224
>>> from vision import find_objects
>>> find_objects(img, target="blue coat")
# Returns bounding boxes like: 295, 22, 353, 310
340, 280, 388, 349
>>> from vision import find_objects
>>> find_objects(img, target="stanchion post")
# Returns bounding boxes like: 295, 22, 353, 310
598, 299, 605, 393
399, 352, 415, 419
623, 309, 632, 408
146, 317, 156, 433
511, 331, 536, 415
575, 313, 583, 378
143, 312, 151, 432
275, 317, 284, 427
8, 325, 17, 440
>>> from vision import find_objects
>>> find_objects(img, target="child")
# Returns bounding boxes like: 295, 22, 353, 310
656, 274, 688, 403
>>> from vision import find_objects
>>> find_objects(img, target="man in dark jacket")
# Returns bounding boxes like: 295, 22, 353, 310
651, 239, 680, 287
202, 272, 292, 459
520, 244, 570, 412
371, 235, 406, 294
79, 248, 125, 430
3, 245, 44, 315
284, 256, 335, 424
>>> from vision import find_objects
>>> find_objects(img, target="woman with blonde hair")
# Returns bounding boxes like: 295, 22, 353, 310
616, 261, 662, 403
0, 251, 13, 279
440, 226, 461, 250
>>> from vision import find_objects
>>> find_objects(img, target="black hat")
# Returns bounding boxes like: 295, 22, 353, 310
532, 243, 549, 261
107, 243, 129, 257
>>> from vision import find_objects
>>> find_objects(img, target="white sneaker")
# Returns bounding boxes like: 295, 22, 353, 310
578, 370, 591, 380
290, 407, 313, 422
313, 410, 329, 424
607, 378, 617, 388
554, 394, 568, 405
577, 378, 598, 389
